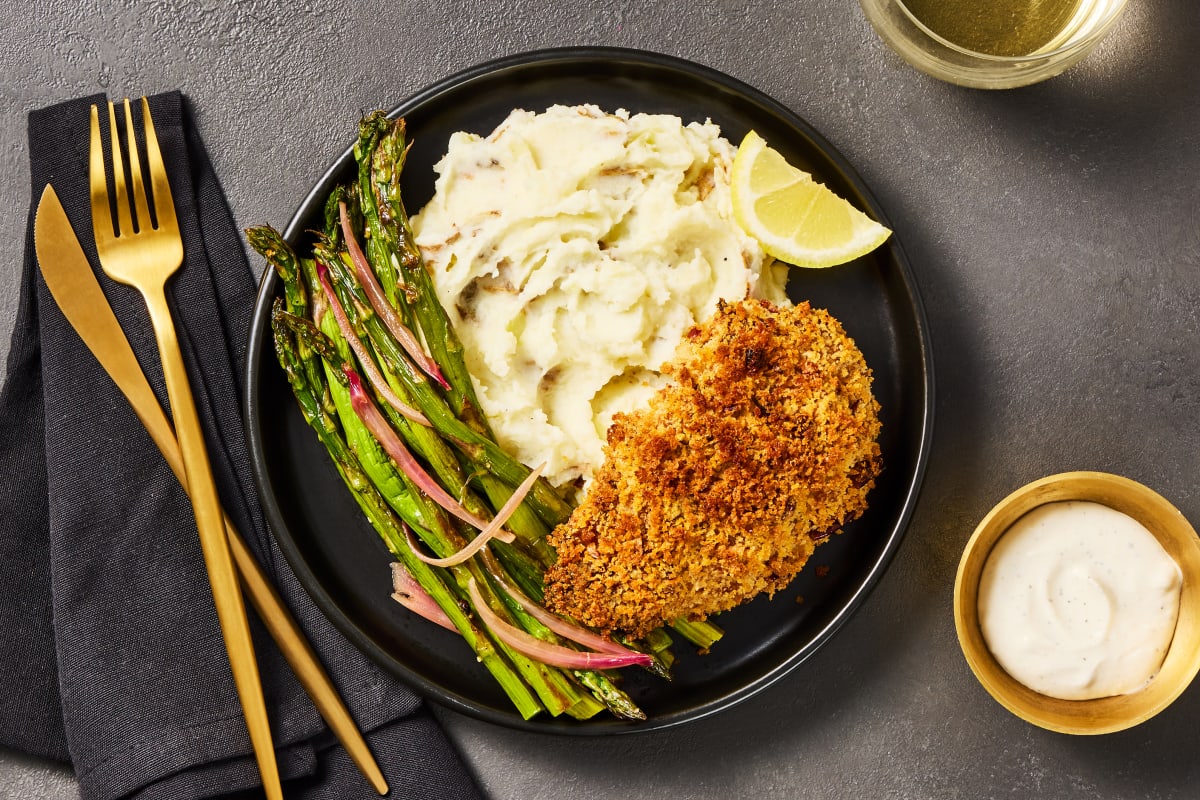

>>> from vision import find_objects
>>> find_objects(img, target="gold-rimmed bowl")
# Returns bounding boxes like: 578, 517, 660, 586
954, 471, 1200, 734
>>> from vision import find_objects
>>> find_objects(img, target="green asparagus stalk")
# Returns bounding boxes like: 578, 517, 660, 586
269, 246, 642, 716
247, 227, 327, 411
308, 300, 588, 717
270, 302, 544, 719
355, 119, 576, 539
316, 240, 573, 533
367, 115, 481, 428
256, 233, 559, 715
275, 299, 644, 719
352, 115, 405, 311
671, 618, 724, 652
282, 293, 617, 719
312, 247, 557, 568
366, 117, 570, 558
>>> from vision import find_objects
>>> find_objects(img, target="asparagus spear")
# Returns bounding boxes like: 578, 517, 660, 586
367, 114, 480, 428
308, 299, 591, 717
270, 302, 544, 719
351, 118, 575, 533
247, 226, 327, 411
256, 232, 557, 714
277, 291, 629, 719
365, 116, 564, 553
273, 290, 646, 719
352, 115, 405, 311
316, 240, 573, 535
263, 242, 646, 719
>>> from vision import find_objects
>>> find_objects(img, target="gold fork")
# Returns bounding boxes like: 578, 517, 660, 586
88, 98, 282, 800
38, 180, 387, 794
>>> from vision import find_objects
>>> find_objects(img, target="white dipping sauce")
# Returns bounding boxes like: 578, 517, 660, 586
978, 501, 1182, 700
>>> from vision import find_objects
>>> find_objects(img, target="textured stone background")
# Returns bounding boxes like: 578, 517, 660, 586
3, 1, 1200, 798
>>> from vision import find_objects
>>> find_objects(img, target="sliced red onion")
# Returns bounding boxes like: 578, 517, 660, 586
467, 579, 651, 670
344, 366, 511, 541
315, 262, 429, 426
488, 570, 635, 657
405, 463, 545, 567
339, 202, 451, 390
390, 563, 457, 631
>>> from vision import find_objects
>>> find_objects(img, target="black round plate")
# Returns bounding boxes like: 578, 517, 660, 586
244, 47, 934, 734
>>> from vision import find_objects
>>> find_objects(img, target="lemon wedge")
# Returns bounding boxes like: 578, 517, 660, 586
731, 130, 892, 268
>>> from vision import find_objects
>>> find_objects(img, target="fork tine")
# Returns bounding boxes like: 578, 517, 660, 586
140, 97, 178, 234
106, 102, 134, 239
123, 98, 152, 234
88, 104, 115, 244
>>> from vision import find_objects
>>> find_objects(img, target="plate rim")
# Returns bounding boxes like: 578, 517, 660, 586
244, 45, 936, 734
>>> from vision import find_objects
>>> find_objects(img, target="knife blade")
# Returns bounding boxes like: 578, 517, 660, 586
33, 183, 387, 795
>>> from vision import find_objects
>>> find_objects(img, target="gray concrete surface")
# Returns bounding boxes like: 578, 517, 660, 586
3, 1, 1199, 798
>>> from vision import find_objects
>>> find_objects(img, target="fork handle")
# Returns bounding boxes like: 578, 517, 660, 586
140, 283, 283, 800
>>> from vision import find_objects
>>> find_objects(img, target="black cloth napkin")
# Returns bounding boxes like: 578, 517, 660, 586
0, 92, 484, 800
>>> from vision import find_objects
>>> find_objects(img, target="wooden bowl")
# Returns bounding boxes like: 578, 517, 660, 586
954, 471, 1200, 734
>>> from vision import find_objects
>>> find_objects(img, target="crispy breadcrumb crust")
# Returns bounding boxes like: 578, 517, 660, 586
543, 299, 882, 638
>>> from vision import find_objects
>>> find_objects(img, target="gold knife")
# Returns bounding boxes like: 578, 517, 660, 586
33, 183, 388, 795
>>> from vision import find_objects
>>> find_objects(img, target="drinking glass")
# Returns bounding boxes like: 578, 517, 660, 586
858, 0, 1129, 89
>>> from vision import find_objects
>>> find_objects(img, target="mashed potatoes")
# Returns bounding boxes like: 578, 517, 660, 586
412, 105, 788, 490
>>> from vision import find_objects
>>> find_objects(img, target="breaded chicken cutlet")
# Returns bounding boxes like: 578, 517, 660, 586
543, 299, 882, 638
